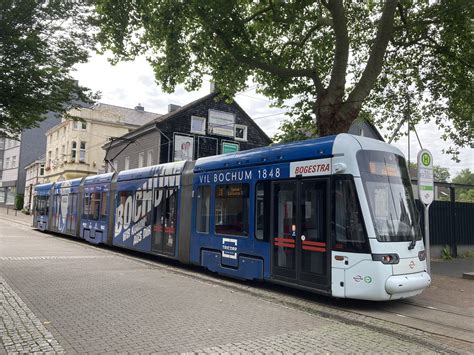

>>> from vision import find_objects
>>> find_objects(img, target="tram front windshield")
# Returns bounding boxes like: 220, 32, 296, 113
357, 150, 421, 242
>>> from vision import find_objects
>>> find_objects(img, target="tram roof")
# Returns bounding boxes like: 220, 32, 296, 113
53, 177, 83, 189
117, 161, 186, 182
194, 135, 336, 172
35, 182, 54, 191
84, 172, 115, 185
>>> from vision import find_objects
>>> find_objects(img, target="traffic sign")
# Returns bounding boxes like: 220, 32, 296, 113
417, 149, 434, 206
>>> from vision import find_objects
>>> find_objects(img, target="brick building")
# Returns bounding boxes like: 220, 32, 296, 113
104, 92, 272, 172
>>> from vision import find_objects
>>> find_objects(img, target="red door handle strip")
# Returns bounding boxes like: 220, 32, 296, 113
302, 240, 326, 247
302, 245, 326, 252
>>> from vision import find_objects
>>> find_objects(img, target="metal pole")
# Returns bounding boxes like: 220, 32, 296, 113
425, 204, 431, 275
449, 185, 458, 257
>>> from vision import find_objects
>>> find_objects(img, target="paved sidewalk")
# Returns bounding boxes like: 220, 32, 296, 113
0, 208, 473, 354
0, 207, 32, 226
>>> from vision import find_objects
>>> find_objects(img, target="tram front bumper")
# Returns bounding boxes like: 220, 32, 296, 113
385, 271, 431, 295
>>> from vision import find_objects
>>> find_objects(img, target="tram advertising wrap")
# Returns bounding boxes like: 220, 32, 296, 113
33, 134, 431, 301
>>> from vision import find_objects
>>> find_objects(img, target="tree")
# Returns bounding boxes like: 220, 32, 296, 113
452, 169, 474, 202
0, 0, 97, 137
95, 0, 472, 152
408, 162, 450, 182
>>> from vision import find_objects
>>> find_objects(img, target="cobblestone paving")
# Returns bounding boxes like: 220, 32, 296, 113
195, 324, 434, 353
0, 276, 64, 354
0, 218, 472, 354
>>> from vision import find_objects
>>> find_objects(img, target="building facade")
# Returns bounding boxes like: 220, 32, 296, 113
23, 158, 46, 211
0, 112, 61, 206
104, 93, 272, 172
43, 103, 160, 182
0, 137, 21, 205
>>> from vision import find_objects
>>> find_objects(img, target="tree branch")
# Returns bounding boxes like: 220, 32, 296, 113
243, 3, 273, 23
346, 0, 398, 110
325, 0, 349, 95
195, 5, 325, 95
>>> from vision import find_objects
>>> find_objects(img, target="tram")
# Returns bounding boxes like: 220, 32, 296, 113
33, 134, 431, 301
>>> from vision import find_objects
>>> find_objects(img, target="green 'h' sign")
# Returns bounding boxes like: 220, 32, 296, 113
421, 152, 431, 167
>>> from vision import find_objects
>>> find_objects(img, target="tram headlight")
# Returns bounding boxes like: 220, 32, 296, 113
372, 253, 400, 264
418, 250, 426, 261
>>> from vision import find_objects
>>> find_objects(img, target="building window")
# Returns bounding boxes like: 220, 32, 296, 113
124, 156, 130, 170
147, 150, 153, 166
196, 186, 211, 233
55, 147, 59, 160
40, 164, 45, 176
5, 157, 10, 169
215, 184, 249, 236
234, 124, 248, 141
71, 141, 77, 161
79, 142, 86, 162
138, 152, 144, 168
48, 150, 52, 167
73, 121, 86, 130
190, 116, 206, 135
61, 144, 65, 159
11, 156, 16, 168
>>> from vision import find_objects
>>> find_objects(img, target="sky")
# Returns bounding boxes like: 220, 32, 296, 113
73, 54, 473, 179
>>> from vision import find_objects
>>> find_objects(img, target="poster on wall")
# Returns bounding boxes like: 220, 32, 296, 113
174, 135, 194, 162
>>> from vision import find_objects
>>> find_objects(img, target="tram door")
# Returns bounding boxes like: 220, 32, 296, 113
272, 179, 329, 289
151, 188, 177, 255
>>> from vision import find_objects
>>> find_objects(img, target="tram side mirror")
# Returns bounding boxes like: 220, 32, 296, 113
333, 163, 347, 174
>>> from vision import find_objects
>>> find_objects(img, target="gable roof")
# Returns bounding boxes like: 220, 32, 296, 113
67, 103, 161, 127
106, 92, 272, 148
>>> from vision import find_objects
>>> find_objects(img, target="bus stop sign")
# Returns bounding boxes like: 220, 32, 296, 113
417, 149, 434, 206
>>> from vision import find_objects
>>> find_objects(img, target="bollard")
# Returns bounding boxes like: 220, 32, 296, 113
6, 207, 9, 215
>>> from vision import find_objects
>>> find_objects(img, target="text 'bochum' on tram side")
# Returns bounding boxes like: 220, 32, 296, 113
33, 134, 431, 301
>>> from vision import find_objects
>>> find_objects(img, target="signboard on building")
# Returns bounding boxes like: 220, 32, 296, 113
174, 134, 194, 162
208, 109, 235, 137
222, 141, 239, 154
417, 149, 434, 206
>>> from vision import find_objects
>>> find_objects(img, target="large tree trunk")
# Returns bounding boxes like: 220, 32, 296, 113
314, 90, 361, 137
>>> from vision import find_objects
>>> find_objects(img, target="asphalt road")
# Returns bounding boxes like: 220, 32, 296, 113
0, 217, 473, 354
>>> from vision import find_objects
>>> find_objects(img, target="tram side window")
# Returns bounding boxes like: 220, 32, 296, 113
215, 184, 249, 237
35, 196, 49, 216
333, 177, 369, 252
100, 192, 108, 220
196, 186, 210, 233
83, 193, 91, 219
89, 192, 101, 220
255, 181, 270, 241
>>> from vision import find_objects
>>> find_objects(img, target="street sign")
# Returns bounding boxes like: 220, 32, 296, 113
417, 149, 434, 206
417, 149, 433, 276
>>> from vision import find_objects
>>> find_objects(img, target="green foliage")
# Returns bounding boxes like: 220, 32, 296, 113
0, 0, 98, 137
95, 0, 472, 150
441, 245, 453, 260
452, 169, 474, 202
15, 194, 24, 211
273, 115, 318, 144
408, 162, 450, 183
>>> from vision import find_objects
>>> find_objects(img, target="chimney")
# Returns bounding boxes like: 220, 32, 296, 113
168, 104, 181, 113
135, 103, 144, 111
210, 81, 219, 93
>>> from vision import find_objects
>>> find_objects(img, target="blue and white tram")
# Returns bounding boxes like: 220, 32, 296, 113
33, 134, 431, 300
